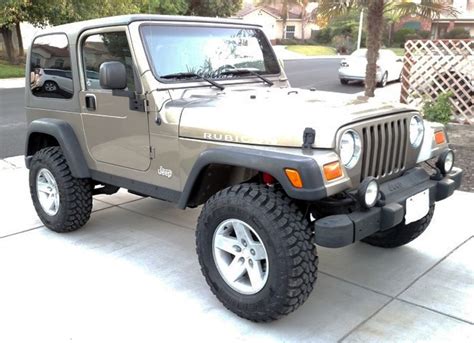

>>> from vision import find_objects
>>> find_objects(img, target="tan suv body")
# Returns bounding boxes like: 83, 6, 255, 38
24, 15, 462, 322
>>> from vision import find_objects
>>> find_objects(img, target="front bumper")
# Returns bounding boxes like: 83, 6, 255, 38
314, 167, 463, 248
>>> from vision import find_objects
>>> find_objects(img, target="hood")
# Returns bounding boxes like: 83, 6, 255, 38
173, 87, 413, 148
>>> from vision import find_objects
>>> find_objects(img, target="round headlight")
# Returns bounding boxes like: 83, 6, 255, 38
357, 177, 379, 208
339, 130, 361, 168
436, 150, 454, 174
409, 115, 424, 148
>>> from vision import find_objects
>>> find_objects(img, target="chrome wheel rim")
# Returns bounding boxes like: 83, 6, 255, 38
382, 73, 388, 86
36, 168, 60, 216
212, 219, 269, 295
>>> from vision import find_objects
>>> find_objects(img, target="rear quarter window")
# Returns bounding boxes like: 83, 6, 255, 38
30, 34, 74, 99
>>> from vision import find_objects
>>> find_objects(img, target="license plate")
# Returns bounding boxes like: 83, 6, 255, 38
405, 189, 430, 225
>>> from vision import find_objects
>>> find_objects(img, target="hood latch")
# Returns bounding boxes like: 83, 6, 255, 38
302, 127, 316, 150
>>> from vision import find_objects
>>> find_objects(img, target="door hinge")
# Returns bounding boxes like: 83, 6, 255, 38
149, 146, 155, 159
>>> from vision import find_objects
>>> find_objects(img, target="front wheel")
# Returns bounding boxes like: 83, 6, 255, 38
196, 183, 318, 322
340, 78, 349, 85
362, 205, 435, 248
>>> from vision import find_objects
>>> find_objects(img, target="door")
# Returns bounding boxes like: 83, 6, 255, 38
79, 29, 151, 171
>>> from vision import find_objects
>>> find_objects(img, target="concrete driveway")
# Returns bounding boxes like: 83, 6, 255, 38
1, 156, 473, 343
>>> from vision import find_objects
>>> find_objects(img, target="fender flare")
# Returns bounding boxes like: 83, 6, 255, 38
177, 147, 327, 209
25, 118, 90, 178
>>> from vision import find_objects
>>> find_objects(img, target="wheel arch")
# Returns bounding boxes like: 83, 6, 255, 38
177, 147, 327, 209
25, 118, 90, 178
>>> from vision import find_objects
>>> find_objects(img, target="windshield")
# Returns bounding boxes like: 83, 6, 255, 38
140, 25, 280, 80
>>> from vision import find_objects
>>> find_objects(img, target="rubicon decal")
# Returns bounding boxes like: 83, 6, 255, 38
203, 132, 277, 145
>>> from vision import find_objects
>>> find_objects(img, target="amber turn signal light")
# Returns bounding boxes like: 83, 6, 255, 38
435, 131, 446, 145
284, 168, 303, 188
323, 161, 343, 181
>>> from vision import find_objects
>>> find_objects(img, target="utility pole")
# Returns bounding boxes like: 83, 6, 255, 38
357, 9, 364, 50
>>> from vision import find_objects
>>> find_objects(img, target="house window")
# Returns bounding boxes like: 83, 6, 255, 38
285, 25, 296, 39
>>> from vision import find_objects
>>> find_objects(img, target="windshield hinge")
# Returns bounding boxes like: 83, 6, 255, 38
149, 146, 155, 160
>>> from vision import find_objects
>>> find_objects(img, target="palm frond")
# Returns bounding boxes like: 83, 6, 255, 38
317, 0, 369, 19
392, 0, 459, 19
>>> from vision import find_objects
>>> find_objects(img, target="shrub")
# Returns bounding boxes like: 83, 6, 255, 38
422, 92, 453, 124
394, 28, 417, 47
332, 35, 353, 54
443, 28, 471, 39
312, 27, 332, 44
418, 30, 431, 39
275, 38, 300, 45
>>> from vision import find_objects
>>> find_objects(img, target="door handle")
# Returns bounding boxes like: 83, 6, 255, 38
85, 94, 96, 111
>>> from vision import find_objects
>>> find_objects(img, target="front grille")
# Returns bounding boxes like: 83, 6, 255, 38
360, 118, 408, 182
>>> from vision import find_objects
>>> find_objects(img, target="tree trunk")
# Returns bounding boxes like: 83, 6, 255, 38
282, 0, 288, 39
0, 26, 15, 64
365, 0, 385, 97
15, 22, 24, 58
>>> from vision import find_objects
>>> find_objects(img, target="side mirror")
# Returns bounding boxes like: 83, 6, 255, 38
100, 61, 127, 90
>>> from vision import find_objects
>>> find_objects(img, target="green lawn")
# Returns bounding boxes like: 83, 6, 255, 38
286, 45, 336, 56
0, 60, 25, 79
389, 48, 405, 56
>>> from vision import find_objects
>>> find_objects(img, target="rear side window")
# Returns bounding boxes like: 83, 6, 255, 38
30, 34, 73, 99
82, 32, 136, 91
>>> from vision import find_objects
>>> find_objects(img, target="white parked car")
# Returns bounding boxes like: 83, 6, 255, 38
338, 49, 404, 87
32, 68, 74, 94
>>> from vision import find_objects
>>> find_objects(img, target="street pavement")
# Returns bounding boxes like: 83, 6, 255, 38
0, 157, 473, 342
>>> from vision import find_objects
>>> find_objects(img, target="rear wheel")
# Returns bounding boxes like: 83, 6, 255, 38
377, 72, 388, 87
362, 205, 435, 248
196, 183, 318, 322
30, 147, 93, 233
43, 81, 58, 92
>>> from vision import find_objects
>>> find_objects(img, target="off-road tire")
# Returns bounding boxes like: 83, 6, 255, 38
29, 147, 93, 233
362, 204, 435, 248
196, 183, 318, 322
340, 78, 349, 85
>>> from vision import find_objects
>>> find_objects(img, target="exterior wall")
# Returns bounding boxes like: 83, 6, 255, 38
279, 20, 318, 40
241, 10, 278, 40
240, 10, 319, 41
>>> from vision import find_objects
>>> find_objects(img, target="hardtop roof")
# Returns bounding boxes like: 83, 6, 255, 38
39, 14, 261, 36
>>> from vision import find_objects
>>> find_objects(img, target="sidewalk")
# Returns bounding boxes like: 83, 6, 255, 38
0, 77, 25, 89
0, 156, 473, 342
273, 45, 344, 60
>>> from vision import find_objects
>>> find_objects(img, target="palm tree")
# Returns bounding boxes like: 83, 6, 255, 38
317, 0, 457, 97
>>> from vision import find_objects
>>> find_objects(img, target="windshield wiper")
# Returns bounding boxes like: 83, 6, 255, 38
160, 72, 225, 90
220, 68, 274, 86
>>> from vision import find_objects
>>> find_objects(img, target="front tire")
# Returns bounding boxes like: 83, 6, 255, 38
196, 183, 318, 322
362, 205, 435, 248
30, 147, 93, 233
340, 78, 349, 85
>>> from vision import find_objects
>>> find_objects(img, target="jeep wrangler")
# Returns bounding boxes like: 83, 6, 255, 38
25, 15, 463, 322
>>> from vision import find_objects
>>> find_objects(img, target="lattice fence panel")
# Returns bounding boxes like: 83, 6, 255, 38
400, 39, 473, 124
